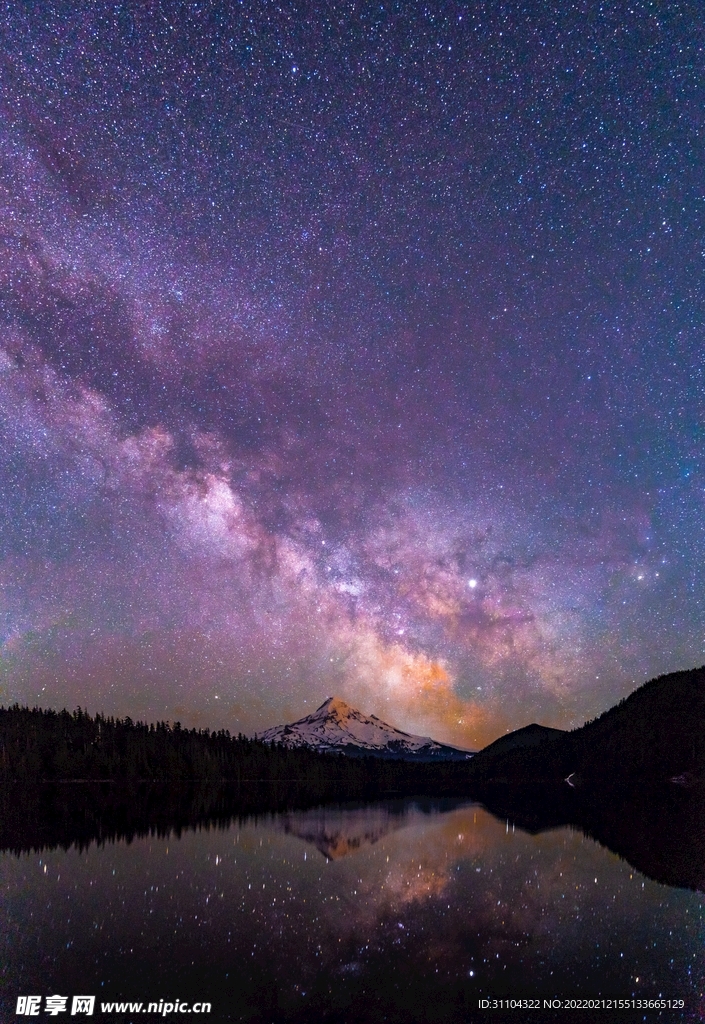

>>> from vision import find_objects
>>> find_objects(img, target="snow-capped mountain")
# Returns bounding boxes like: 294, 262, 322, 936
258, 697, 475, 761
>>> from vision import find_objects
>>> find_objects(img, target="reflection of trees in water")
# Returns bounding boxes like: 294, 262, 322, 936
475, 781, 705, 892
0, 783, 468, 859
0, 780, 325, 855
1, 780, 703, 892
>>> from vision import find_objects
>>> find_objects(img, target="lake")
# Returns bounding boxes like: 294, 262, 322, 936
1, 787, 703, 1022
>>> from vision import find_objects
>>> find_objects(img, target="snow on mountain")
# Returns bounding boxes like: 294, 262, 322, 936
258, 697, 474, 761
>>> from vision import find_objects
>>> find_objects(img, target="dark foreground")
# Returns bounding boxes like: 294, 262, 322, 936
1, 780, 704, 1023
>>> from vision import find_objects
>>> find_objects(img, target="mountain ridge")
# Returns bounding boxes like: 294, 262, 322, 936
468, 665, 705, 782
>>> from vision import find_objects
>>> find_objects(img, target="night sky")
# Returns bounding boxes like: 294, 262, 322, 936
1, 1, 703, 747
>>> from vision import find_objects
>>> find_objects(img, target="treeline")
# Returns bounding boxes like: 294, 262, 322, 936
0, 705, 473, 794
467, 666, 705, 782
5, 663, 703, 789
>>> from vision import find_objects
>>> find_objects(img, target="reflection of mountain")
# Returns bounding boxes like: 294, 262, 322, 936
271, 798, 475, 859
259, 697, 474, 761
269, 801, 471, 859
476, 781, 705, 892
271, 804, 411, 859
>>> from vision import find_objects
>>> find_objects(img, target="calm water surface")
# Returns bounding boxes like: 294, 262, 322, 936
1, 797, 704, 1022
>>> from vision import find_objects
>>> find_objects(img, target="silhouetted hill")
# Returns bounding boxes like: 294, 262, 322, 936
469, 666, 705, 782
478, 723, 564, 757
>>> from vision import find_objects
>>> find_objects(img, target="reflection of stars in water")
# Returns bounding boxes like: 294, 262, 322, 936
6, 803, 704, 1006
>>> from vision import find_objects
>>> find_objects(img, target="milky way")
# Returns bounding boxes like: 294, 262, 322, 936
0, 1, 703, 746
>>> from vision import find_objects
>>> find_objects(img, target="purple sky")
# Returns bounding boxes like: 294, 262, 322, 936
1, 0, 703, 746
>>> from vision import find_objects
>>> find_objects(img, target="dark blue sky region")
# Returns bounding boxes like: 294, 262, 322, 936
0, 0, 703, 745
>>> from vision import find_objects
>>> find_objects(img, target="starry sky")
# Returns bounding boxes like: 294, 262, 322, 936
0, 0, 703, 747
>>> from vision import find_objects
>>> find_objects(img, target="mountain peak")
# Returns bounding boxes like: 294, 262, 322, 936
313, 696, 354, 717
259, 698, 474, 761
